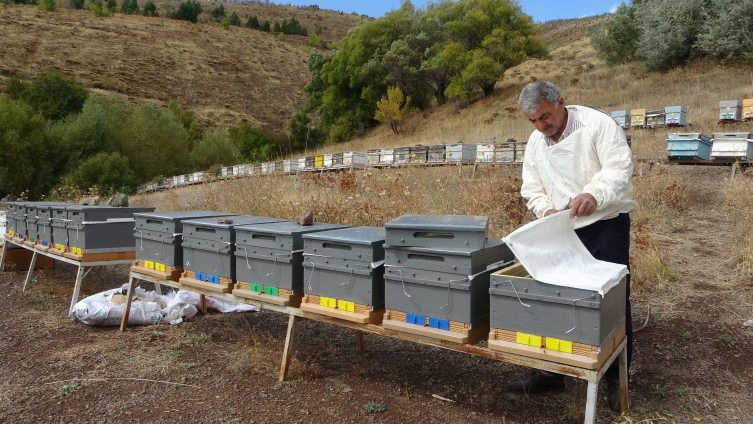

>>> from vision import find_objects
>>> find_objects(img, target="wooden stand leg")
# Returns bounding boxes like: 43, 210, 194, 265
154, 283, 162, 296
119, 275, 137, 332
619, 347, 629, 413
69, 266, 89, 317
0, 239, 8, 271
199, 294, 207, 315
584, 380, 598, 424
22, 251, 38, 292
355, 330, 365, 353
279, 315, 299, 382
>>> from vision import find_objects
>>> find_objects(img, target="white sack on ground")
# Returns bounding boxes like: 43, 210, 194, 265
504, 210, 628, 295
72, 283, 258, 326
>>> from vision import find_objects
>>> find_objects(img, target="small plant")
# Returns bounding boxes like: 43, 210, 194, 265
52, 382, 81, 399
715, 334, 736, 348
278, 32, 286, 41
188, 333, 211, 344
683, 331, 692, 339
363, 402, 386, 414
673, 386, 689, 397
89, 2, 111, 16
221, 18, 229, 30
313, 334, 328, 345
142, 0, 157, 17
652, 384, 668, 397
308, 32, 321, 47
165, 349, 184, 356
38, 0, 56, 11
150, 331, 165, 340
180, 363, 192, 370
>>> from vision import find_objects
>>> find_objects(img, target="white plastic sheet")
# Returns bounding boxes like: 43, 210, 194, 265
504, 210, 628, 295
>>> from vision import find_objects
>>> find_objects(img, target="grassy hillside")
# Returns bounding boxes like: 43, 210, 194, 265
0, 2, 363, 129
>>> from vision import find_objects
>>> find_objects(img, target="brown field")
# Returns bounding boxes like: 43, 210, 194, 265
2, 11, 753, 424
0, 2, 363, 129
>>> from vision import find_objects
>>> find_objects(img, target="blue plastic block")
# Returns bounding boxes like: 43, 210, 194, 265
208, 275, 219, 284
439, 319, 450, 331
428, 317, 440, 329
42, 241, 48, 247
196, 272, 206, 281
406, 313, 417, 324
414, 315, 425, 326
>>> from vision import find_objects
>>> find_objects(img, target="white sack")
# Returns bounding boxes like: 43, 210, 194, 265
504, 210, 628, 295
71, 284, 166, 326
172, 290, 260, 314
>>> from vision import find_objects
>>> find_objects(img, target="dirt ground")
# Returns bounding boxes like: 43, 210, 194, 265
0, 166, 751, 424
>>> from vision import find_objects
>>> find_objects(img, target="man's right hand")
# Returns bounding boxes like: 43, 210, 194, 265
544, 209, 561, 217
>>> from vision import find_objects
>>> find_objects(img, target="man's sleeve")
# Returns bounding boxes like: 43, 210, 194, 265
520, 141, 554, 218
582, 117, 634, 208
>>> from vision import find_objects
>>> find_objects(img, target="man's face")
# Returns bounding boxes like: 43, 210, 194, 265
525, 97, 567, 137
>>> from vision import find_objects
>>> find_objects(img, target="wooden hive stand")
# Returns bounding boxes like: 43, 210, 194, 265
63, 247, 136, 263
179, 270, 234, 293
232, 281, 302, 307
130, 260, 183, 281
382, 310, 489, 344
300, 294, 383, 324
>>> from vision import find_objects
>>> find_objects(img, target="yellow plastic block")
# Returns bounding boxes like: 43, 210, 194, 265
516, 332, 530, 345
155, 263, 165, 272
545, 337, 560, 351
337, 300, 348, 311
346, 302, 355, 312
327, 298, 336, 308
529, 335, 542, 347
319, 296, 328, 306
559, 340, 573, 354
145, 261, 154, 269
9, 230, 14, 236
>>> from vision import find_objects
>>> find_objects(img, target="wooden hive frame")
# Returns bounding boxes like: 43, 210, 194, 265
382, 310, 489, 345
300, 294, 383, 324
179, 270, 234, 293
233, 281, 303, 307
130, 259, 183, 281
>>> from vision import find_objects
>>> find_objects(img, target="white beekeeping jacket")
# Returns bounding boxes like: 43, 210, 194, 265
520, 105, 639, 229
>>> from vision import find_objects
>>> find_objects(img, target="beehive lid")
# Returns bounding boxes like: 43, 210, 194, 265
611, 110, 629, 116
630, 109, 646, 114
712, 132, 752, 140
386, 214, 488, 233
183, 215, 288, 229
236, 221, 349, 236
719, 100, 742, 107
303, 226, 385, 245
133, 210, 235, 221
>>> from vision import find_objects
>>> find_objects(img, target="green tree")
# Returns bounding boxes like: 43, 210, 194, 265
228, 11, 240, 26
142, 0, 157, 16
210, 4, 225, 21
190, 129, 241, 170
278, 32, 286, 41
588, 3, 640, 66
229, 123, 273, 162
221, 18, 229, 29
71, 0, 85, 9
120, 0, 138, 15
105, 0, 116, 12
635, 0, 706, 71
22, 71, 88, 121
374, 86, 412, 134
4, 76, 28, 100
308, 32, 321, 47
696, 0, 753, 64
246, 15, 259, 29
38, 0, 56, 11
172, 0, 201, 23
260, 20, 271, 32
273, 21, 281, 32
64, 152, 138, 195
288, 111, 324, 151
89, 2, 111, 17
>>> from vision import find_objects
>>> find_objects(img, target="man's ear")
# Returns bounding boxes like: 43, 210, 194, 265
557, 97, 565, 108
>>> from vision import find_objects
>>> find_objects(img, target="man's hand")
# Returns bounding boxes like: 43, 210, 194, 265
568, 194, 597, 218
544, 209, 560, 217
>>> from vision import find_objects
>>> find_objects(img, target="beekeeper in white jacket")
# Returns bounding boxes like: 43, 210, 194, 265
508, 81, 638, 412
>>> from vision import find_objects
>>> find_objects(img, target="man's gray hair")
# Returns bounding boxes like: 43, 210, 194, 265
518, 81, 561, 115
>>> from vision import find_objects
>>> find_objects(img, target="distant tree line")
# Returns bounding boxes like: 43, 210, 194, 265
0, 72, 287, 199
288, 0, 549, 147
589, 0, 753, 70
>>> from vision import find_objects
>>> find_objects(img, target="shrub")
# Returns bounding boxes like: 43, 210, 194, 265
172, 0, 201, 23
64, 152, 138, 194
105, 0, 115, 12
4, 76, 28, 100
695, 0, 753, 64
260, 20, 270, 32
636, 0, 706, 71
278, 32, 286, 41
119, 0, 138, 15
190, 129, 241, 170
229, 122, 273, 163
71, 0, 84, 9
142, 0, 156, 16
221, 18, 229, 30
273, 21, 280, 32
308, 32, 321, 47
38, 0, 56, 11
588, 3, 640, 66
228, 11, 240, 26
22, 71, 88, 121
210, 4, 225, 22
246, 15, 259, 29
89, 2, 110, 16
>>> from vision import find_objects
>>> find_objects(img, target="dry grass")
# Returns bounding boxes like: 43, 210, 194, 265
723, 168, 753, 282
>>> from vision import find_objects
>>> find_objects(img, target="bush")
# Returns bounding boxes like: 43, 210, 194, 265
172, 0, 201, 23
38, 0, 56, 11
64, 152, 138, 195
119, 0, 138, 15
229, 123, 273, 162
221, 18, 229, 30
273, 21, 280, 32
281, 17, 306, 36
246, 15, 259, 29
71, 0, 84, 9
142, 0, 156, 16
260, 20, 270, 32
278, 32, 286, 41
210, 4, 225, 21
4, 76, 27, 100
636, 0, 706, 71
308, 32, 321, 47
89, 2, 110, 16
190, 129, 241, 170
22, 71, 88, 121
105, 0, 115, 12
695, 0, 753, 64
228, 11, 240, 26
588, 3, 639, 66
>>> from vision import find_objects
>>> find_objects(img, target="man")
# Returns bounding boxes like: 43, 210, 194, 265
510, 81, 638, 411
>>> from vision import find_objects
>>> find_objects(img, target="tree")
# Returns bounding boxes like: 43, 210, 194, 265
308, 33, 321, 47
260, 20, 271, 32
210, 4, 225, 22
246, 15, 259, 29
105, 0, 116, 13
64, 152, 138, 195
22, 71, 88, 121
229, 123, 273, 163
4, 76, 28, 101
289, 111, 324, 151
71, 0, 85, 9
221, 18, 229, 30
696, 0, 753, 64
120, 0, 139, 15
190, 129, 241, 170
38, 0, 56, 11
273, 21, 281, 32
172, 0, 201, 23
228, 11, 240, 26
374, 86, 412, 134
635, 0, 706, 71
588, 3, 640, 66
142, 0, 157, 16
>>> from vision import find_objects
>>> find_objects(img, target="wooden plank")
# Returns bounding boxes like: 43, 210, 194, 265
279, 315, 298, 382
130, 262, 183, 281
355, 330, 365, 353
178, 276, 233, 293
300, 295, 383, 324
382, 318, 489, 345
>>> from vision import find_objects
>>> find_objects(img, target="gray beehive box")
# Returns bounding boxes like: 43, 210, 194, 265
134, 210, 235, 269
383, 239, 513, 326
302, 227, 386, 310
37, 203, 72, 248
234, 221, 349, 295
488, 263, 626, 348
5, 201, 21, 235
181, 215, 289, 288
27, 202, 70, 245
66, 206, 156, 255
664, 106, 687, 126
385, 214, 489, 250
50, 205, 71, 251
610, 111, 630, 129
719, 100, 742, 121
12, 202, 35, 239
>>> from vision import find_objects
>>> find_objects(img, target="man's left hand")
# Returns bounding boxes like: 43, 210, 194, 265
569, 194, 597, 218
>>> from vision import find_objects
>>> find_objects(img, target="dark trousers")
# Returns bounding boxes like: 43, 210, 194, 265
574, 213, 632, 381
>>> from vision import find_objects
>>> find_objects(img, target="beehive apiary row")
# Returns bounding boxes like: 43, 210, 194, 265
611, 106, 688, 129
666, 132, 753, 161
130, 210, 630, 368
3, 202, 155, 261
718, 100, 753, 122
